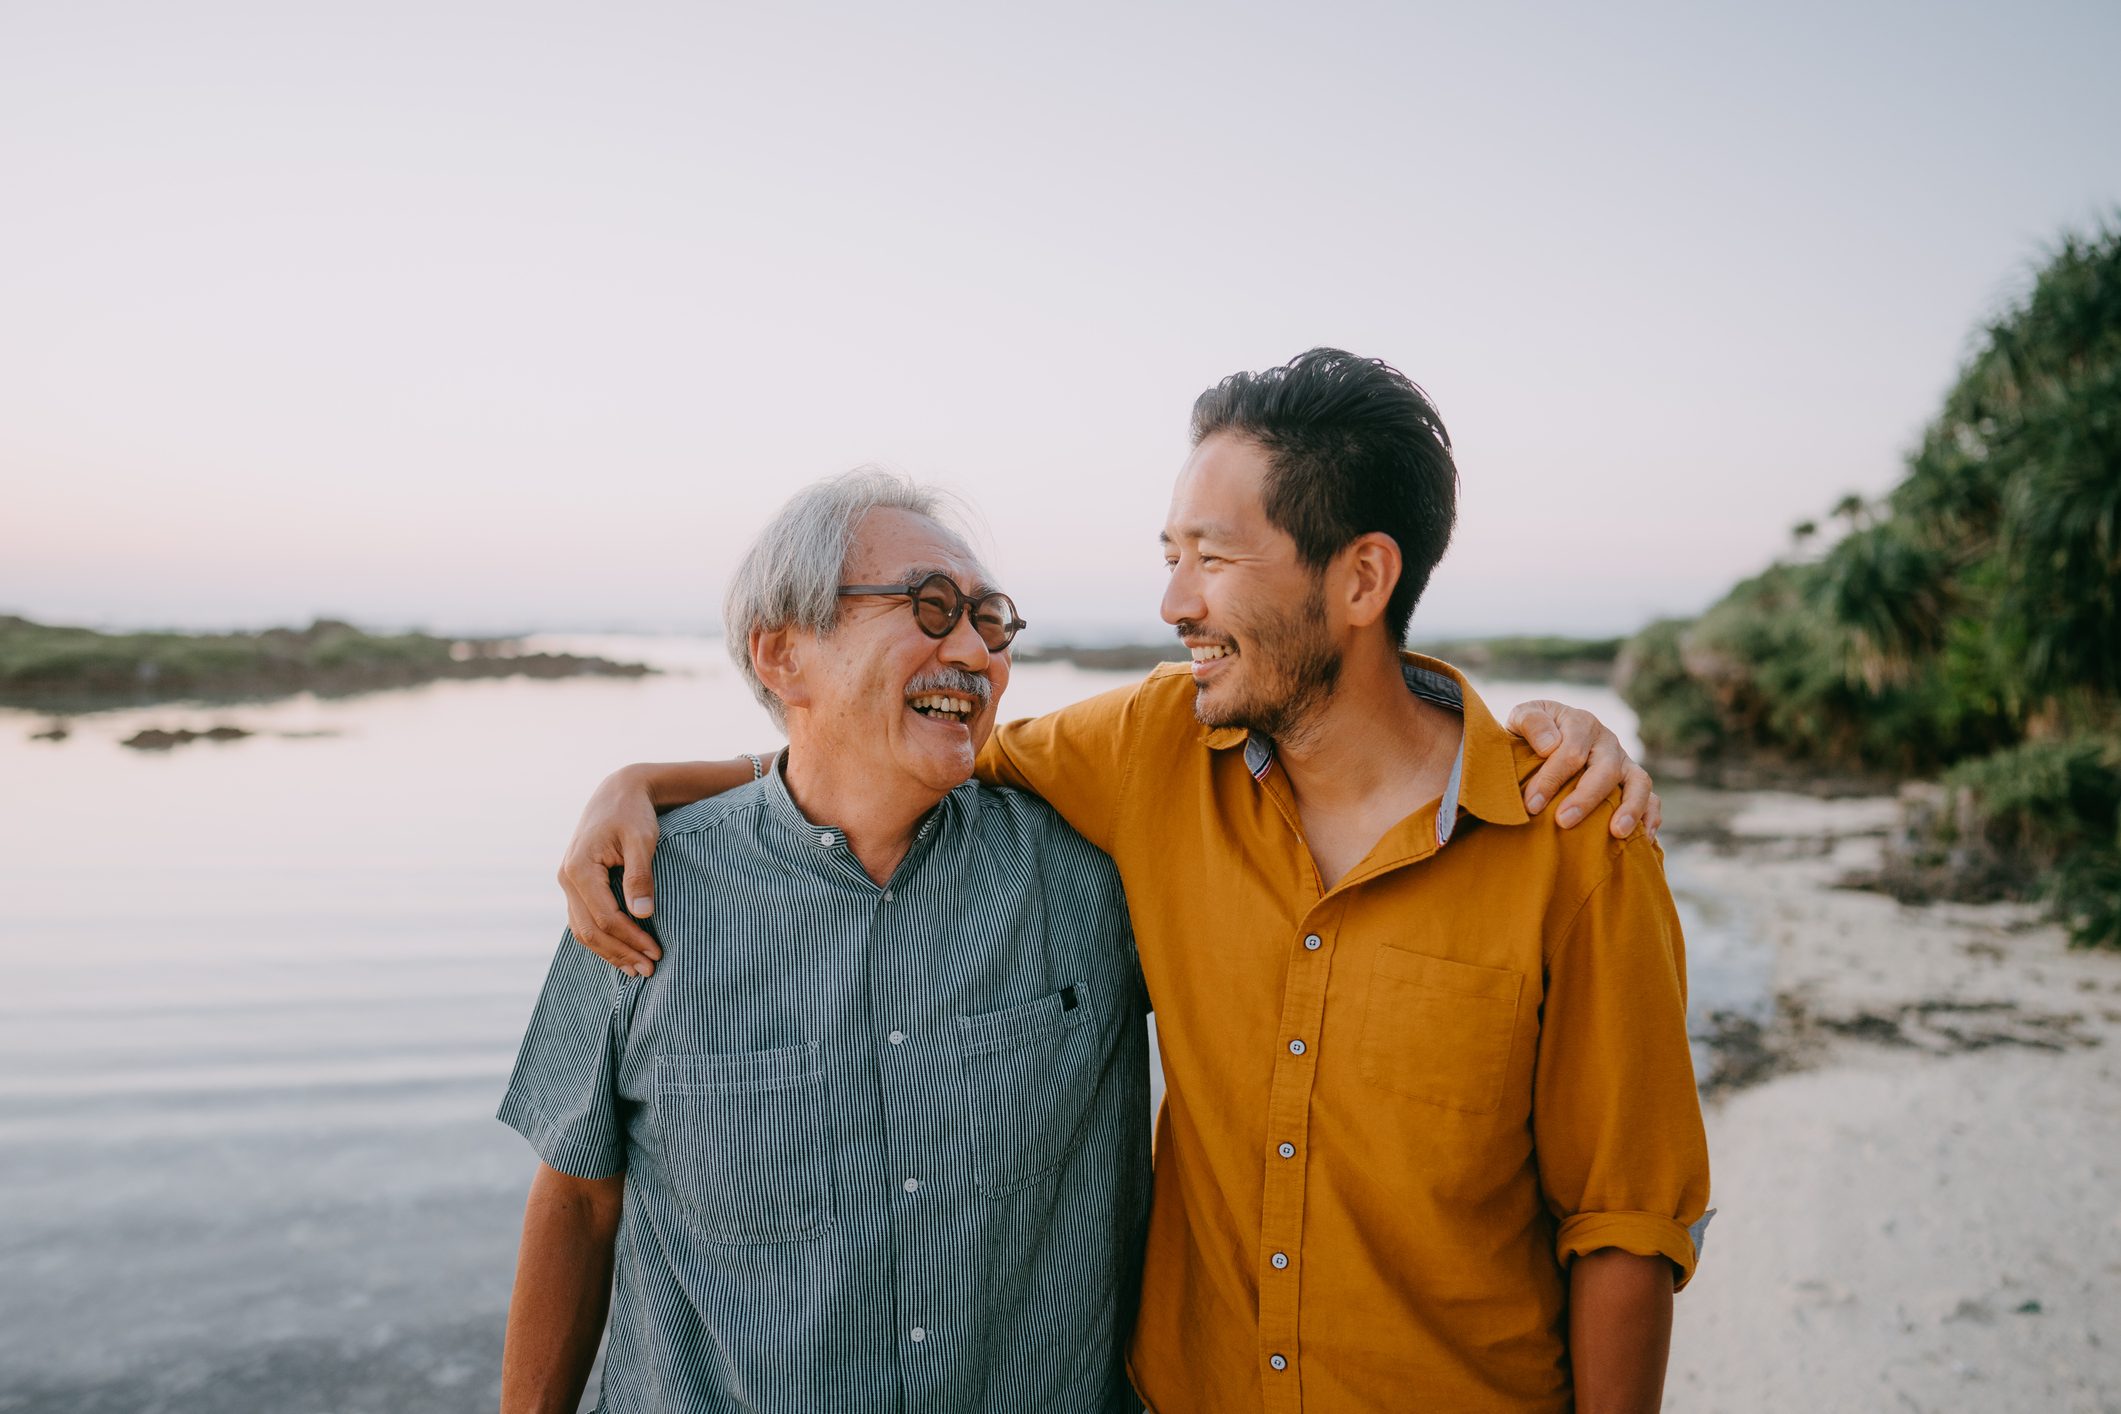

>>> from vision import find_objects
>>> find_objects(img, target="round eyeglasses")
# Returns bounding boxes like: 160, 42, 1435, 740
836, 573, 1028, 651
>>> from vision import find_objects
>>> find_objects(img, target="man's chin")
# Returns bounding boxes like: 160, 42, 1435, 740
909, 743, 978, 792
1191, 676, 1294, 738
1188, 683, 1249, 732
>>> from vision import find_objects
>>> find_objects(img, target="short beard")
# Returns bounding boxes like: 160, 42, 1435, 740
1188, 576, 1342, 748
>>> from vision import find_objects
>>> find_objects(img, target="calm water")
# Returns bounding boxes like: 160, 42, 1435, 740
0, 640, 1751, 1410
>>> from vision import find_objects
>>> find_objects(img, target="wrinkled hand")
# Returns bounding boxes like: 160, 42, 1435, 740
558, 766, 664, 975
1506, 699, 1660, 839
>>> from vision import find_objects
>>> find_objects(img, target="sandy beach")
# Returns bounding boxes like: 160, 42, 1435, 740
1660, 788, 2121, 1413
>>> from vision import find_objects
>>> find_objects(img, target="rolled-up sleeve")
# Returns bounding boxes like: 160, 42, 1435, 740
497, 930, 640, 1178
1533, 836, 1712, 1290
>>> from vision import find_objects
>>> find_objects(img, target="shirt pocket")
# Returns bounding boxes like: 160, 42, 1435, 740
956, 982, 1102, 1198
1357, 947, 1524, 1115
653, 1044, 835, 1245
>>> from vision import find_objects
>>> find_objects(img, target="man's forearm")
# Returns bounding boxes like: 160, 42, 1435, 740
628, 757, 766, 810
1568, 1249, 1674, 1414
501, 1166, 624, 1414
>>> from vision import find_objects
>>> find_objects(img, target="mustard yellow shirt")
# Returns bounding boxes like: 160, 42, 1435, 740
977, 656, 1710, 1413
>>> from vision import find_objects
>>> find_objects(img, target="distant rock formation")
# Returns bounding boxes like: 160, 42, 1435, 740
121, 725, 254, 751
0, 616, 655, 711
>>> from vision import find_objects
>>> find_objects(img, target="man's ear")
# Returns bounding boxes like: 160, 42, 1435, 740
1333, 532, 1403, 631
751, 625, 812, 714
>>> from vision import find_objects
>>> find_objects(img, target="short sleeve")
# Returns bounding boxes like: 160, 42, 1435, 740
975, 672, 1156, 854
497, 930, 640, 1178
1532, 837, 1713, 1289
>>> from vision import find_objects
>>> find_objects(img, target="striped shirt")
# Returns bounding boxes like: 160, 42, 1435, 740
499, 764, 1152, 1414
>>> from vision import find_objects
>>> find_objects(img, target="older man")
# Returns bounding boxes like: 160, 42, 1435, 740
497, 474, 1150, 1413
558, 351, 1709, 1412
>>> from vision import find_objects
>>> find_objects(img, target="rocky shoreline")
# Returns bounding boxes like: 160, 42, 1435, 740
1658, 784, 2119, 1410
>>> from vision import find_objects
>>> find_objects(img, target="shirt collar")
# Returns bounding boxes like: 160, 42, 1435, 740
760, 750, 963, 878
1201, 652, 1531, 842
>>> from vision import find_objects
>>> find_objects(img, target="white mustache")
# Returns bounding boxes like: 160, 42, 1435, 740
904, 668, 991, 707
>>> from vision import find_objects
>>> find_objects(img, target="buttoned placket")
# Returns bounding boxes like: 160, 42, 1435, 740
1243, 739, 1461, 1413
859, 807, 964, 1414
1231, 760, 1317, 1407
1255, 904, 1336, 1404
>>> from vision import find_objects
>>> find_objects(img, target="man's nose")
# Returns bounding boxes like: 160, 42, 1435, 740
938, 610, 992, 672
1161, 564, 1203, 627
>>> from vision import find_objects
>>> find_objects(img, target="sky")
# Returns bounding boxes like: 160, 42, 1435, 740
3, 0, 2118, 643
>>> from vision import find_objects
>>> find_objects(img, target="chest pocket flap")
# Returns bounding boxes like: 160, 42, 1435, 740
957, 982, 1105, 1197
654, 1043, 835, 1244
1358, 946, 1524, 1115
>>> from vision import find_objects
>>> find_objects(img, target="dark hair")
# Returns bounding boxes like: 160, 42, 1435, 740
1189, 347, 1457, 647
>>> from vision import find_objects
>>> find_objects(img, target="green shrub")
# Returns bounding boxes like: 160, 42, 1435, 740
2053, 847, 2121, 950
1942, 738, 2121, 948
1616, 619, 1724, 760
1944, 737, 2121, 842
1617, 218, 2120, 943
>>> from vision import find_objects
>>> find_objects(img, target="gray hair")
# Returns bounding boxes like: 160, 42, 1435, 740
723, 468, 972, 726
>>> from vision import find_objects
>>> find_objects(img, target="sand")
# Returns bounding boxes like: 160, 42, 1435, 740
1661, 789, 2121, 1413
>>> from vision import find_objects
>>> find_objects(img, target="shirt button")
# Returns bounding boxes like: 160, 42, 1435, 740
817, 830, 835, 847
1269, 1354, 1288, 1371
1288, 1039, 1307, 1056
882, 889, 893, 902
903, 1177, 921, 1193
887, 1030, 906, 1045
1271, 1251, 1289, 1269
1303, 933, 1321, 951
910, 1327, 927, 1343
1277, 1142, 1295, 1159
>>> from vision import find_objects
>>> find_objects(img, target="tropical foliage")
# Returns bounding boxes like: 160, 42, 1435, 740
1619, 221, 2121, 945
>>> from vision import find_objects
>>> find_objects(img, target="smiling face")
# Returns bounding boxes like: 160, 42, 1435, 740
787, 506, 1011, 801
1160, 433, 1344, 740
